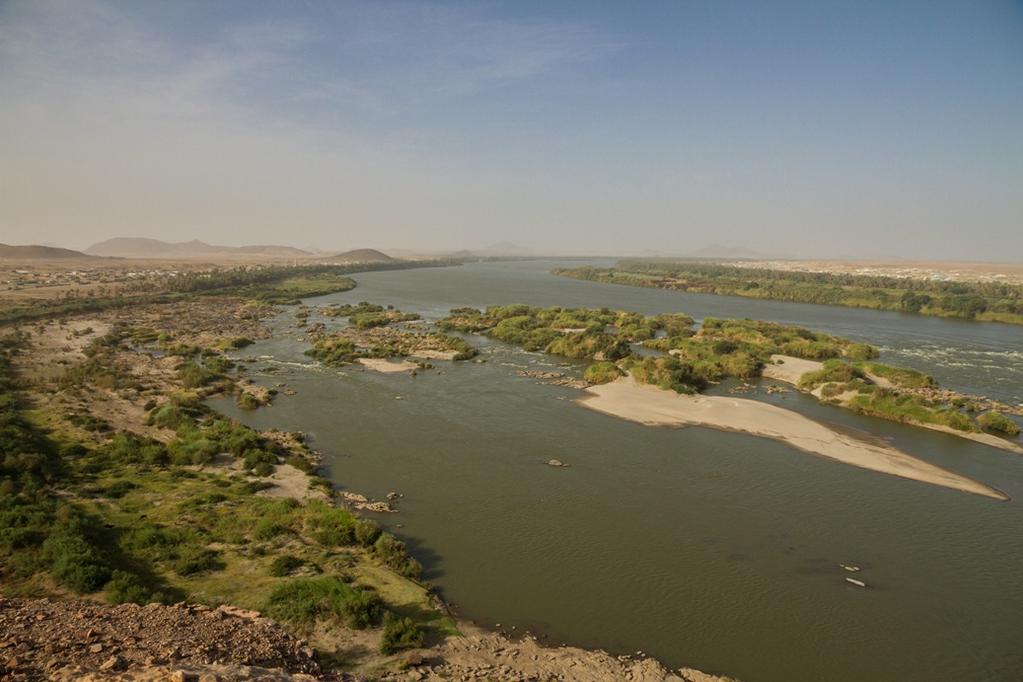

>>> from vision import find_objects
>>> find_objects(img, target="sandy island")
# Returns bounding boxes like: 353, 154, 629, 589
357, 357, 419, 373
578, 376, 1006, 500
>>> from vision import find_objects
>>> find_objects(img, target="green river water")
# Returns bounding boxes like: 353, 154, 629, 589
217, 260, 1023, 682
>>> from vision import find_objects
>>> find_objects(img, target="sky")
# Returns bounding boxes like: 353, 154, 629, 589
1, 0, 1021, 259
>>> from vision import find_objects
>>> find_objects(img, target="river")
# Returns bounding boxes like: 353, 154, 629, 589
218, 259, 1023, 682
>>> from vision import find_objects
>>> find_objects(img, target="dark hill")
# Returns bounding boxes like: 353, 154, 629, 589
0, 243, 96, 259
86, 238, 311, 259
327, 249, 396, 263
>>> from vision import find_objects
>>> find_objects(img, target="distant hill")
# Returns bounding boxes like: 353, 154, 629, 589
85, 238, 311, 259
0, 243, 96, 260
325, 248, 396, 263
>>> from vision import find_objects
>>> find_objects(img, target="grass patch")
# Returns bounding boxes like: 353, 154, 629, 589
857, 362, 936, 388
799, 360, 864, 388
264, 576, 385, 629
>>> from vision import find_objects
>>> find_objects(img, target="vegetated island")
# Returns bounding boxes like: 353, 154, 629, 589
302, 301, 478, 368
552, 261, 1023, 325
437, 305, 1020, 499
0, 267, 730, 680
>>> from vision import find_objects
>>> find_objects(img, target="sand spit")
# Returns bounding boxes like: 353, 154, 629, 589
578, 377, 1006, 500
358, 357, 418, 374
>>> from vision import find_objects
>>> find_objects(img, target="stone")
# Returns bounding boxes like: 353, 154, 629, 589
99, 655, 123, 671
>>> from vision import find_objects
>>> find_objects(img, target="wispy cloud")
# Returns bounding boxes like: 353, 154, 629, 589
1, 0, 619, 125
0, 0, 621, 249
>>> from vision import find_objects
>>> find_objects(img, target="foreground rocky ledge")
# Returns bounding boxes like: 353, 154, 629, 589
0, 597, 733, 681
0, 597, 340, 681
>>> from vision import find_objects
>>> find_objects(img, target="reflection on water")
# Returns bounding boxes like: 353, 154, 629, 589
220, 260, 1023, 682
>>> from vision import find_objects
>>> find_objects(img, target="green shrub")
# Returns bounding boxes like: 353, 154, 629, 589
120, 524, 188, 562
243, 448, 278, 471
819, 383, 845, 398
204, 355, 235, 374
177, 361, 221, 389
219, 337, 254, 350
103, 479, 137, 499
354, 518, 382, 547
236, 392, 261, 410
268, 554, 305, 577
106, 432, 170, 466
977, 411, 1021, 437
373, 534, 422, 580
105, 570, 161, 605
381, 614, 424, 654
305, 337, 358, 366
625, 356, 705, 394
146, 405, 194, 431
306, 502, 361, 547
845, 343, 879, 361
584, 361, 622, 384
254, 518, 288, 541
171, 546, 223, 576
251, 461, 275, 477
43, 518, 111, 593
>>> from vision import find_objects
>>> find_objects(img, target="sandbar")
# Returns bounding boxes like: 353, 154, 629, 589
357, 358, 418, 373
577, 377, 1006, 500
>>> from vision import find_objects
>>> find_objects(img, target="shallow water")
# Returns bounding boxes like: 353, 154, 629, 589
220, 260, 1023, 682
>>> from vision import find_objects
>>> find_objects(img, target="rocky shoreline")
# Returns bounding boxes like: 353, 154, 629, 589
0, 597, 733, 682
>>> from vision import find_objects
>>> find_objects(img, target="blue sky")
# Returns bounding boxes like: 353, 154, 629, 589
1, 0, 1020, 258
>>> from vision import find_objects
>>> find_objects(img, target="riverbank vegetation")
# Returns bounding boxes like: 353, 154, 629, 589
0, 293, 453, 671
553, 262, 1023, 325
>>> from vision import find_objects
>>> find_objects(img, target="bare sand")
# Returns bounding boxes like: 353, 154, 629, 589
578, 377, 1006, 500
358, 357, 418, 373
257, 463, 330, 502
761, 354, 822, 384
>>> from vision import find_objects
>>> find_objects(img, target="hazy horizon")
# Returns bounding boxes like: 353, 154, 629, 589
2, 1, 1021, 261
